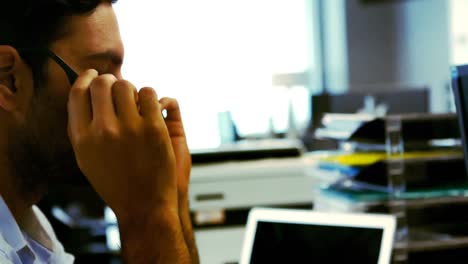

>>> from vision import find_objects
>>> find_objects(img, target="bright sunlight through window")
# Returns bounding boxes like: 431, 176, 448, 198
114, 1, 315, 149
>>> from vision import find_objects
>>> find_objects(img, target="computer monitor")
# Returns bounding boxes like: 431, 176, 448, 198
451, 64, 468, 175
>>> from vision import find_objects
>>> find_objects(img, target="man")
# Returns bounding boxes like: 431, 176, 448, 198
0, 0, 198, 263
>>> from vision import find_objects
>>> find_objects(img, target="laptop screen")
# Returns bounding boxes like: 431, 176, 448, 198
250, 221, 383, 263
241, 209, 396, 264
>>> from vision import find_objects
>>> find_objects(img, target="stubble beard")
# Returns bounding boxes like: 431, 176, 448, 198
7, 91, 86, 197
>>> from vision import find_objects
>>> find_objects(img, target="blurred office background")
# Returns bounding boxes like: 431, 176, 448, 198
40, 0, 468, 263
114, 0, 463, 150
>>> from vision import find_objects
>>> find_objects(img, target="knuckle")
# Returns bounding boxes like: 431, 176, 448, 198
93, 123, 120, 141
113, 80, 134, 92
144, 121, 164, 135
139, 87, 158, 100
91, 74, 117, 89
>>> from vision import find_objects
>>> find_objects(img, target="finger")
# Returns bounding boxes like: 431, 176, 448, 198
159, 97, 187, 137
68, 69, 98, 134
89, 74, 118, 122
112, 80, 140, 122
138, 87, 164, 123
159, 97, 183, 122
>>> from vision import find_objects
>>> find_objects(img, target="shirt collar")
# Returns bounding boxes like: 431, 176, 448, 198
0, 195, 28, 252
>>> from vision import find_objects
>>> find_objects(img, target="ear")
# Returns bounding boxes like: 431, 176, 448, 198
0, 46, 20, 112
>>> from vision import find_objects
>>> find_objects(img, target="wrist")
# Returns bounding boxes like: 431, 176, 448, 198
117, 204, 180, 233
117, 207, 189, 262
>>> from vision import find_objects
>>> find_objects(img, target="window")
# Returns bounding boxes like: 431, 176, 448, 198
450, 0, 468, 65
114, 1, 318, 149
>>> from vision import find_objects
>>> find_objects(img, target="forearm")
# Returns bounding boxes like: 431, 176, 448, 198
118, 208, 191, 264
179, 196, 200, 264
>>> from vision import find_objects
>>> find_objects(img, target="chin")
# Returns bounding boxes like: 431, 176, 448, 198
9, 137, 87, 195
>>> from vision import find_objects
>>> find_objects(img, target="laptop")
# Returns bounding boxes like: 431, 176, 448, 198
240, 208, 396, 264
452, 64, 468, 174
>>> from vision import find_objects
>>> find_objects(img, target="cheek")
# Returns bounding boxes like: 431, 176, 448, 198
33, 61, 73, 141
27, 94, 71, 150
44, 59, 73, 106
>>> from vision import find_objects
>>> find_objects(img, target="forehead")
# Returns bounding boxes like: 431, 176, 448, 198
52, 3, 123, 58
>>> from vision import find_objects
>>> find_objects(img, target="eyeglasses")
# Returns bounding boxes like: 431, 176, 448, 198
18, 48, 79, 85
46, 50, 79, 85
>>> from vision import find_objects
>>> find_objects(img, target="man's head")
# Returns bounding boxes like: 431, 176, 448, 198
0, 0, 123, 195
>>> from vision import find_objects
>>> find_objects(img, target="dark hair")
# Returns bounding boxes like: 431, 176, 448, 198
0, 0, 117, 89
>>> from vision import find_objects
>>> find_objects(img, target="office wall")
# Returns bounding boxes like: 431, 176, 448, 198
393, 0, 451, 113
345, 0, 403, 87
327, 0, 451, 112
320, 0, 349, 94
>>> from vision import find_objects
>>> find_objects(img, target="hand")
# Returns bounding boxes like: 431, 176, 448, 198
67, 70, 178, 221
67, 70, 190, 263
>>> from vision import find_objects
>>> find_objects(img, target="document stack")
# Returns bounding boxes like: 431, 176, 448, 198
311, 113, 468, 264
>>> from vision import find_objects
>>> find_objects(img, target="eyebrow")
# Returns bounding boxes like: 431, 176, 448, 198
84, 51, 124, 65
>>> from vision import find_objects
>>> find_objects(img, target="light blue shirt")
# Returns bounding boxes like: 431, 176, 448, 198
0, 196, 74, 263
